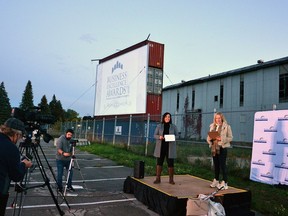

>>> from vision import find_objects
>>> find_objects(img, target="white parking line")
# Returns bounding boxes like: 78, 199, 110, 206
6, 198, 137, 210
19, 177, 127, 184
35, 158, 107, 161
85, 166, 124, 168
74, 177, 126, 182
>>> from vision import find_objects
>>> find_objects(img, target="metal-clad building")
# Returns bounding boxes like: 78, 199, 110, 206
162, 56, 288, 142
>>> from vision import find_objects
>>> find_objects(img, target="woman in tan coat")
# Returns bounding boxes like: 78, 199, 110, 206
207, 112, 233, 190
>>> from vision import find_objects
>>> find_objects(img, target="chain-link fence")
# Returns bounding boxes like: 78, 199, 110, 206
58, 111, 255, 179
60, 110, 256, 154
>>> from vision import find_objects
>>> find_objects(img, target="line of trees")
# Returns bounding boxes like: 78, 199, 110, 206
0, 80, 80, 125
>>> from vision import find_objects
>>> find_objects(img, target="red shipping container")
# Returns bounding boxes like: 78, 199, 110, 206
148, 41, 164, 69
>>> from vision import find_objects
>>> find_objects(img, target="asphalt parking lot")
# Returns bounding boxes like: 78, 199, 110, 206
5, 141, 158, 216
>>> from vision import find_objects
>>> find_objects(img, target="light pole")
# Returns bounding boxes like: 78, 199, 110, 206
91, 59, 100, 142
91, 59, 100, 117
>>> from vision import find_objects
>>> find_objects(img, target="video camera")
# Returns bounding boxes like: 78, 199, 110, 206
11, 107, 55, 144
70, 139, 79, 147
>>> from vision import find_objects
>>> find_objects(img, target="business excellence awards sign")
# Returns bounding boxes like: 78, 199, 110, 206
250, 110, 288, 185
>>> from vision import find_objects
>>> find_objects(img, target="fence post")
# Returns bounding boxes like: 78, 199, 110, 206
145, 113, 150, 156
75, 120, 78, 138
101, 117, 105, 143
92, 119, 95, 141
71, 121, 74, 137
85, 120, 88, 139
127, 114, 132, 149
113, 116, 117, 145
79, 119, 83, 139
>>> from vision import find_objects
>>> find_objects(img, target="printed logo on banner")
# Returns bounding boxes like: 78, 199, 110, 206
107, 61, 129, 100
276, 138, 288, 145
255, 115, 268, 121
260, 172, 274, 179
252, 160, 265, 166
253, 137, 267, 143
262, 149, 276, 155
252, 110, 288, 185
264, 126, 277, 132
278, 115, 288, 121
275, 163, 288, 170
112, 61, 123, 72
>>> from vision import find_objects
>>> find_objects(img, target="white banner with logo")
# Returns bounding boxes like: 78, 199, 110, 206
250, 110, 288, 185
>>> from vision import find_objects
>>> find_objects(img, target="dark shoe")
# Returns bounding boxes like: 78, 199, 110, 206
67, 186, 75, 192
153, 178, 161, 184
168, 167, 175, 185
153, 165, 162, 184
58, 188, 63, 194
169, 179, 175, 185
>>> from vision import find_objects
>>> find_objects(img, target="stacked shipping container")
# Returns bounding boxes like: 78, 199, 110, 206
97, 39, 165, 121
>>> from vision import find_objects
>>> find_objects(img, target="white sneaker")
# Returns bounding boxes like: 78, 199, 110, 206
217, 181, 228, 190
210, 178, 219, 188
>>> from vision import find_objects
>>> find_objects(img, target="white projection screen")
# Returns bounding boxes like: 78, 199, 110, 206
94, 45, 148, 116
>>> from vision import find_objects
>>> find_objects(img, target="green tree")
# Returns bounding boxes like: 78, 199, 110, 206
0, 82, 12, 124
64, 109, 79, 121
38, 95, 51, 115
183, 95, 191, 138
49, 94, 64, 122
19, 80, 34, 111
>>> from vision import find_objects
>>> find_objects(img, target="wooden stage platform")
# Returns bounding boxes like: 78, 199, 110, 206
123, 174, 255, 216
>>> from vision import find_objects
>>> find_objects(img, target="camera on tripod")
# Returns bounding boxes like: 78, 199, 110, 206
10, 107, 68, 215
70, 139, 79, 147
11, 106, 55, 144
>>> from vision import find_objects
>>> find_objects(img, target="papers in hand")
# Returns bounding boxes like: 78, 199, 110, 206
208, 131, 220, 139
164, 134, 176, 141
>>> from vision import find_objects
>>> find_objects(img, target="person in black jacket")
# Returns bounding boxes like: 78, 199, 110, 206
0, 118, 32, 215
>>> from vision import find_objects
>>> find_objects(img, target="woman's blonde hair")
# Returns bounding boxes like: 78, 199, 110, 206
213, 112, 227, 124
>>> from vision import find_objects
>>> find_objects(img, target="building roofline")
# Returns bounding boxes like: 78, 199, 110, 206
163, 56, 288, 91
98, 39, 164, 64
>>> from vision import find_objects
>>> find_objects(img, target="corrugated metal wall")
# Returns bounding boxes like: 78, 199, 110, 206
146, 41, 164, 119
146, 94, 162, 121
148, 41, 164, 69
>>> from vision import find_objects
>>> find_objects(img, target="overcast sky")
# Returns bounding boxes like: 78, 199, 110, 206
1, 1, 288, 117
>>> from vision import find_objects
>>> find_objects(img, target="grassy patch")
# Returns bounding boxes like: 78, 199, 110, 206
79, 142, 288, 216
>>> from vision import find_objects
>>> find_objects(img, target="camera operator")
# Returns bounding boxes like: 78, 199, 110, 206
56, 129, 75, 193
0, 118, 32, 215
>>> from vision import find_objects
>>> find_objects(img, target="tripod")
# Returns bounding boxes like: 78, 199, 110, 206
63, 144, 86, 196
12, 136, 70, 216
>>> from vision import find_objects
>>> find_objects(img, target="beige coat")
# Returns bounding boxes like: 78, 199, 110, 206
206, 121, 233, 149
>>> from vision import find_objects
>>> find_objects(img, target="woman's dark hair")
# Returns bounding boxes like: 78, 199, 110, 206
161, 112, 172, 124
